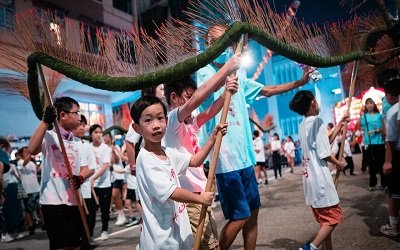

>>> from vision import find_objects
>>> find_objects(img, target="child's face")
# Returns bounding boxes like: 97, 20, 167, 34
21, 148, 30, 160
170, 87, 195, 109
61, 104, 81, 131
155, 84, 165, 100
91, 127, 103, 144
365, 100, 375, 112
73, 122, 86, 138
134, 103, 167, 143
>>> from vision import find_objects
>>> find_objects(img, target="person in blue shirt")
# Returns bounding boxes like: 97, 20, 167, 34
196, 24, 314, 249
359, 98, 386, 191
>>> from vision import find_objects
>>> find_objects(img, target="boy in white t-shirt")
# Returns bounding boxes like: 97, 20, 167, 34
72, 114, 96, 244
164, 72, 238, 249
289, 90, 347, 250
130, 96, 227, 250
28, 97, 90, 249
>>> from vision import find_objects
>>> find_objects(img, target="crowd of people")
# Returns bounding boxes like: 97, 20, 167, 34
0, 23, 399, 250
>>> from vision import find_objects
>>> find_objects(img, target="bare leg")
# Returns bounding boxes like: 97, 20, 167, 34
311, 225, 336, 249
242, 209, 259, 250
254, 165, 261, 182
219, 218, 249, 250
112, 188, 123, 210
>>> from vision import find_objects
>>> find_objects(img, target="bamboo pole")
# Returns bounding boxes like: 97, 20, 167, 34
193, 35, 245, 250
37, 64, 92, 243
92, 187, 100, 206
334, 60, 359, 189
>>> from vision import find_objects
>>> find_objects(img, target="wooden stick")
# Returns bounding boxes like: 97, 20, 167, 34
334, 60, 359, 189
37, 64, 92, 243
92, 187, 99, 206
81, 192, 89, 215
194, 35, 245, 250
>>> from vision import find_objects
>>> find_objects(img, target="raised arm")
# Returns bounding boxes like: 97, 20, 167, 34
196, 76, 239, 127
189, 123, 228, 167
177, 54, 241, 122
259, 67, 313, 97
28, 106, 58, 155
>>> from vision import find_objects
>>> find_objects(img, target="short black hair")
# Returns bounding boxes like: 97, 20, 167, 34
54, 96, 79, 120
253, 130, 260, 137
327, 123, 334, 129
0, 137, 11, 151
130, 96, 168, 124
377, 69, 400, 96
289, 90, 315, 115
80, 114, 87, 125
164, 77, 197, 105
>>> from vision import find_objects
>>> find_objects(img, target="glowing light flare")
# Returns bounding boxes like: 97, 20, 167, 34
50, 22, 62, 46
241, 52, 253, 68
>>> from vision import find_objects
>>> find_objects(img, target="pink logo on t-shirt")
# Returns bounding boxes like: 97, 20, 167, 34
170, 168, 175, 181
172, 203, 187, 222
302, 157, 309, 178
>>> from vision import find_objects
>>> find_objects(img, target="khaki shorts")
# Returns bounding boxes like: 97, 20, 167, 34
187, 202, 219, 249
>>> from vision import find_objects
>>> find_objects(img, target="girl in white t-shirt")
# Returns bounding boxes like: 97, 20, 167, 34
131, 96, 227, 249
89, 124, 112, 240
284, 136, 296, 174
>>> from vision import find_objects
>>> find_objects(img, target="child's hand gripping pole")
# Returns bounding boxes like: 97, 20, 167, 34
334, 60, 359, 189
37, 64, 93, 243
193, 34, 246, 250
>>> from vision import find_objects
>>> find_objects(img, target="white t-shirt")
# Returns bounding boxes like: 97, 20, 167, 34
164, 108, 207, 193
253, 137, 266, 162
299, 116, 339, 208
125, 126, 141, 190
126, 124, 141, 144
18, 160, 40, 194
271, 139, 281, 152
331, 137, 352, 157
91, 143, 111, 188
111, 145, 126, 181
3, 163, 19, 187
40, 130, 87, 206
386, 102, 400, 149
78, 139, 96, 199
136, 147, 193, 250
284, 141, 295, 158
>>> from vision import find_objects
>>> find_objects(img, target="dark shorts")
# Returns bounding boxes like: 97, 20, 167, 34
126, 188, 137, 201
42, 205, 82, 250
216, 166, 261, 220
256, 162, 265, 167
112, 179, 124, 190
24, 192, 40, 212
385, 150, 400, 199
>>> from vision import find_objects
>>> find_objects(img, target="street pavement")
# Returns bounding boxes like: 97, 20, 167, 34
1, 154, 400, 249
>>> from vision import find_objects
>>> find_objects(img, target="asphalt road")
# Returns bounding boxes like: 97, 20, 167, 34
2, 154, 400, 249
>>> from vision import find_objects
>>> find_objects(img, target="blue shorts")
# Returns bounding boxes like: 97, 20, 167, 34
216, 166, 261, 220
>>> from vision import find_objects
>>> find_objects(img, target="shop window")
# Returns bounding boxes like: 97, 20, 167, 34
79, 102, 105, 127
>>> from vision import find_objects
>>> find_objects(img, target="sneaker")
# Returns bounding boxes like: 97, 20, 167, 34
369, 187, 376, 192
264, 179, 269, 185
115, 215, 127, 226
1, 233, 14, 242
13, 233, 24, 239
299, 242, 311, 250
126, 217, 140, 227
98, 231, 109, 240
380, 224, 399, 237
